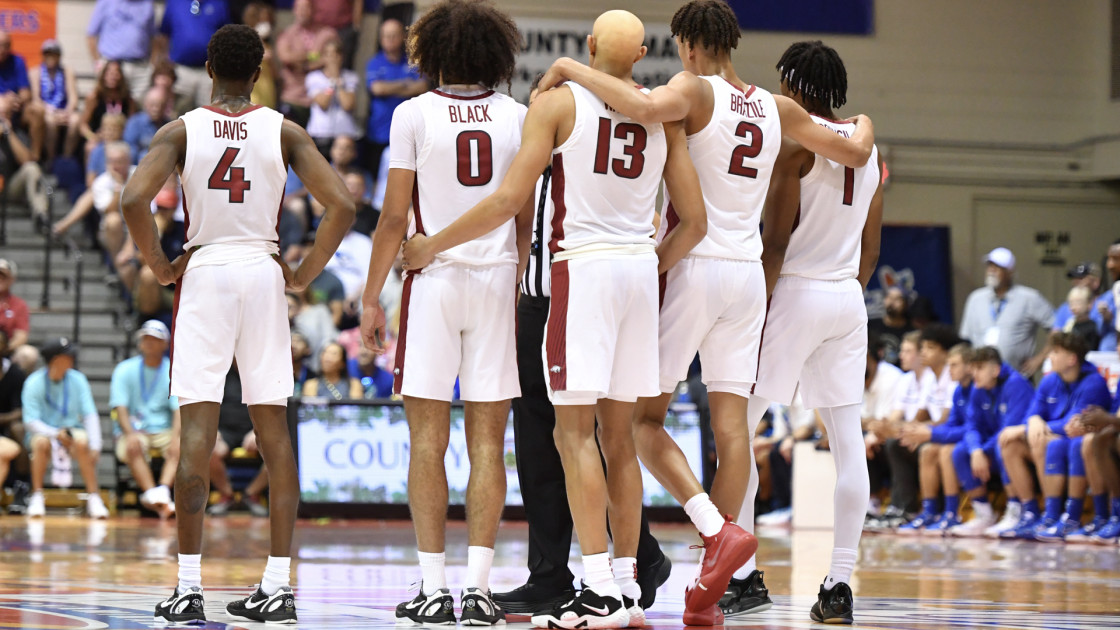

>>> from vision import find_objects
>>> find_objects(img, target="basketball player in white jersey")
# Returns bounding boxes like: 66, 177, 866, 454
735, 41, 884, 625
358, 2, 528, 625
120, 25, 355, 625
537, 2, 875, 623
400, 10, 707, 629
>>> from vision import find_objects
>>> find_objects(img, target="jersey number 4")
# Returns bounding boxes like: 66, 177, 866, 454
594, 118, 646, 179
208, 147, 251, 203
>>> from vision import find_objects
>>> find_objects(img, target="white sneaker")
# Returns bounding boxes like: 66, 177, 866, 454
984, 502, 1022, 539
27, 492, 45, 518
87, 494, 109, 519
141, 485, 171, 510
950, 508, 998, 538
757, 507, 792, 526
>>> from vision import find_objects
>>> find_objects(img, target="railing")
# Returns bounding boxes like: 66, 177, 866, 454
39, 181, 55, 309
60, 236, 84, 345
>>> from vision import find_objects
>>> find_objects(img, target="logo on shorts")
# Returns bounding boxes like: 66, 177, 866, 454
550, 365, 562, 373
394, 368, 400, 375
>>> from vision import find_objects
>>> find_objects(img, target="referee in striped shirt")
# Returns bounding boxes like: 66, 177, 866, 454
493, 77, 670, 615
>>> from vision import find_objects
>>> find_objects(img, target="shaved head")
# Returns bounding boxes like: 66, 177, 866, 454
589, 10, 646, 76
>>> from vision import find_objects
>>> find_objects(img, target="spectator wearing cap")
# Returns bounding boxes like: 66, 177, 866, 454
154, 0, 231, 114
0, 30, 46, 162
29, 40, 79, 164
86, 0, 158, 102
0, 260, 29, 352
22, 338, 107, 519
1055, 261, 1104, 332
959, 247, 1054, 376
111, 320, 179, 518
1096, 239, 1120, 351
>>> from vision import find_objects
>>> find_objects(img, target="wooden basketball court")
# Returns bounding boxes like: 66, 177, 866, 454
0, 516, 1117, 629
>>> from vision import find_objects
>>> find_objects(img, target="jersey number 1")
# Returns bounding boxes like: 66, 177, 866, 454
208, 147, 251, 203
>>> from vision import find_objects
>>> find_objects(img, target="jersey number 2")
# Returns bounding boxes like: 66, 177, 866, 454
208, 147, 251, 203
594, 118, 646, 179
728, 121, 763, 178
456, 131, 493, 186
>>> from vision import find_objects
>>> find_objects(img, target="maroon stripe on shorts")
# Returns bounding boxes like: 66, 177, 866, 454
548, 154, 566, 255
546, 260, 570, 391
412, 180, 425, 235
393, 273, 417, 395
750, 294, 774, 395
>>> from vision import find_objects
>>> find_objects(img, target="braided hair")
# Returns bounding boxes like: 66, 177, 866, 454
670, 0, 740, 55
775, 40, 848, 112
407, 0, 520, 91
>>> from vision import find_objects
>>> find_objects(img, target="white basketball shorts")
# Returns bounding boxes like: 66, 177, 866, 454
752, 276, 868, 409
544, 253, 660, 406
393, 263, 520, 402
171, 255, 293, 405
658, 257, 766, 397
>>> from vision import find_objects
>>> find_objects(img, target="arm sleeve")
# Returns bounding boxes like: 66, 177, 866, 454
387, 100, 421, 171
83, 412, 103, 452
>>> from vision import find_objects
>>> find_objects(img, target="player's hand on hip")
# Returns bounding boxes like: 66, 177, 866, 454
159, 248, 195, 285
401, 234, 434, 271
274, 255, 303, 291
361, 304, 387, 354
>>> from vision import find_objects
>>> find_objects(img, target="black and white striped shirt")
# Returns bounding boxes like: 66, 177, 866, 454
520, 167, 553, 298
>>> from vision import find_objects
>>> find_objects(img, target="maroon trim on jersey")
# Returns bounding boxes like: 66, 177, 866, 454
411, 180, 426, 235
721, 77, 756, 100
546, 260, 570, 391
789, 203, 802, 234
432, 89, 495, 101
547, 153, 566, 254
201, 104, 265, 117
181, 187, 191, 236
392, 273, 417, 396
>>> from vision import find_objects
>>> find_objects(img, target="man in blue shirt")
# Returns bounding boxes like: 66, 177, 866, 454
124, 88, 169, 163
86, 0, 158, 101
112, 320, 180, 519
22, 338, 107, 518
156, 0, 230, 112
1079, 388, 1120, 543
999, 331, 1111, 540
362, 18, 426, 178
0, 30, 45, 162
945, 347, 1033, 537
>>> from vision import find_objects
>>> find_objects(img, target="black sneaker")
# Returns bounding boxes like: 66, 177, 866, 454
153, 586, 206, 624
227, 585, 297, 624
809, 581, 854, 625
636, 552, 672, 609
7, 481, 29, 515
530, 586, 629, 629
719, 570, 773, 616
396, 585, 456, 625
460, 587, 505, 626
492, 582, 576, 615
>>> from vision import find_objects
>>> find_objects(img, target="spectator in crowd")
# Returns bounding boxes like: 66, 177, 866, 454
287, 288, 337, 363
363, 18, 426, 176
309, 268, 346, 329
209, 363, 269, 517
55, 142, 134, 263
29, 40, 79, 163
86, 112, 129, 184
0, 101, 48, 225
1096, 240, 1120, 351
303, 342, 362, 400
148, 61, 178, 120
122, 183, 183, 327
77, 61, 135, 158
111, 320, 180, 519
1063, 286, 1101, 352
345, 171, 380, 235
291, 332, 316, 397
862, 334, 904, 519
868, 286, 913, 367
1079, 385, 1120, 543
1055, 262, 1103, 332
323, 217, 373, 305
0, 260, 29, 352
1000, 332, 1111, 540
947, 346, 1033, 537
124, 88, 169, 163
22, 338, 108, 519
907, 294, 940, 330
895, 342, 972, 534
0, 30, 45, 163
348, 345, 394, 399
960, 247, 1054, 376
754, 396, 817, 526
305, 38, 360, 157
313, 0, 363, 68
11, 344, 39, 376
917, 324, 959, 423
156, 0, 230, 113
276, 0, 337, 127
86, 0, 157, 101
242, 2, 278, 108
0, 329, 27, 501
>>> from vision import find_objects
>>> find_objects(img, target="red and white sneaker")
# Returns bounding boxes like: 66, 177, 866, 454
682, 604, 724, 626
683, 516, 758, 612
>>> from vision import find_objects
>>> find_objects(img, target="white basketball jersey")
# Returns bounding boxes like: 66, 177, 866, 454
657, 77, 781, 261
399, 89, 526, 268
780, 116, 879, 281
179, 105, 287, 266
549, 82, 667, 254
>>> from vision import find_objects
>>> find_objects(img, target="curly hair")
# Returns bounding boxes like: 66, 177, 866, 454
407, 0, 520, 90
207, 24, 265, 82
670, 0, 740, 54
776, 40, 848, 111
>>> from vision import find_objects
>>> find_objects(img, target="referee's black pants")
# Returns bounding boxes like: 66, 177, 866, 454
513, 294, 663, 588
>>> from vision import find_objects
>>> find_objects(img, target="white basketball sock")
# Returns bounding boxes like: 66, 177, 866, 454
612, 556, 640, 601
177, 553, 202, 593
583, 553, 616, 596
418, 551, 447, 595
684, 493, 725, 537
260, 556, 291, 595
825, 548, 858, 588
465, 546, 495, 591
